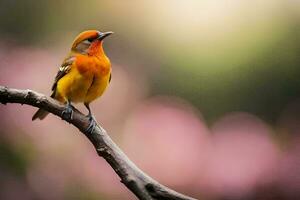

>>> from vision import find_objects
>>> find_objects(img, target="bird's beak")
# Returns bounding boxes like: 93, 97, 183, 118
98, 31, 113, 40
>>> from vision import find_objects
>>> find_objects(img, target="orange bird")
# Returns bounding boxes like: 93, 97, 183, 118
32, 30, 113, 133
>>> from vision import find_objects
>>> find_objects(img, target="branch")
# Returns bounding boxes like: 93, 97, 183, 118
0, 86, 198, 200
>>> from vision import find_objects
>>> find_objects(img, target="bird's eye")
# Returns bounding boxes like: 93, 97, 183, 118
87, 38, 94, 42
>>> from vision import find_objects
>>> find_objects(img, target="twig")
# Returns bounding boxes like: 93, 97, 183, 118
0, 86, 198, 200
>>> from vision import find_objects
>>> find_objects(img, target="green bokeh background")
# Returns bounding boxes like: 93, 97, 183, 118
0, 1, 299, 199
1, 0, 299, 123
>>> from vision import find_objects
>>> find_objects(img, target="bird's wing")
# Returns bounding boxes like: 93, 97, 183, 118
51, 56, 75, 96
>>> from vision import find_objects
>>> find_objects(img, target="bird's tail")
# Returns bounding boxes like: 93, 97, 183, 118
32, 91, 56, 121
32, 108, 49, 121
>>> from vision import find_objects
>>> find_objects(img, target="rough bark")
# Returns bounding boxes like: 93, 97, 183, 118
0, 86, 197, 200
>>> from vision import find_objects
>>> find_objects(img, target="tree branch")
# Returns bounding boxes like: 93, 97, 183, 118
0, 86, 197, 200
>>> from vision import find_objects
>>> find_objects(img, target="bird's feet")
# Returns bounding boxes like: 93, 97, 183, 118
61, 102, 74, 120
86, 114, 97, 134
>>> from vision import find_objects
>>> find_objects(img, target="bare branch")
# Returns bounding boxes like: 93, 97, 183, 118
0, 86, 198, 200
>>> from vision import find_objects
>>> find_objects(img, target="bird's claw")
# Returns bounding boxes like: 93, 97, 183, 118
61, 104, 73, 120
86, 115, 97, 134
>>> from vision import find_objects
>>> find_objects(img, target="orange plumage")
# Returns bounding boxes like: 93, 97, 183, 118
32, 30, 113, 132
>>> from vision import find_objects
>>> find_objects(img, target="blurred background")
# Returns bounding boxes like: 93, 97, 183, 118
0, 0, 299, 199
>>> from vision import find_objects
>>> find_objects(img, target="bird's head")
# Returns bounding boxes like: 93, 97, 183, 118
71, 30, 113, 56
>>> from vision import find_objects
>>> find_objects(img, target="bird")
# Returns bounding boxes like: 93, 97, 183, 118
32, 30, 113, 134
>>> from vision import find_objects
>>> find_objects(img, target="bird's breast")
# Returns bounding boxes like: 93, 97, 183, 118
76, 54, 111, 77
